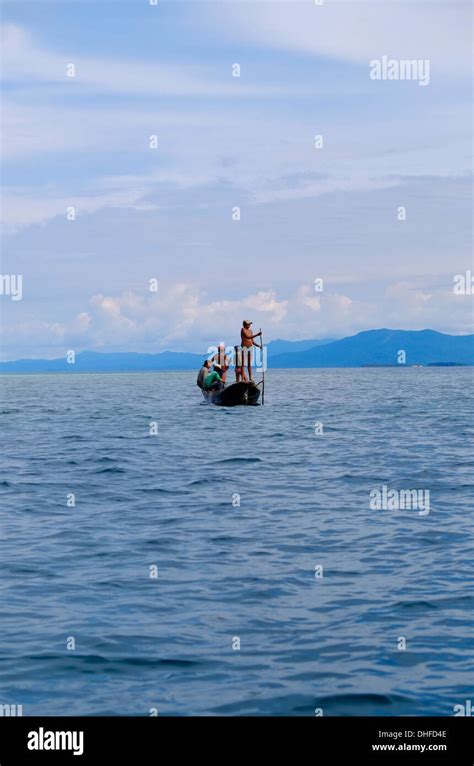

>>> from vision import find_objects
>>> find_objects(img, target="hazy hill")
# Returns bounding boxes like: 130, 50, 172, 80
1, 330, 472, 372
270, 329, 474, 367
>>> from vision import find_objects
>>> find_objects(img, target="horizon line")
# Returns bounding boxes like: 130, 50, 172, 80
1, 327, 474, 365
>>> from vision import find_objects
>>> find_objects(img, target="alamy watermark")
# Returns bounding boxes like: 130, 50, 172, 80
207, 343, 267, 372
453, 270, 473, 295
0, 274, 23, 301
27, 728, 84, 757
370, 56, 430, 87
370, 485, 430, 516
453, 700, 472, 716
0, 703, 23, 716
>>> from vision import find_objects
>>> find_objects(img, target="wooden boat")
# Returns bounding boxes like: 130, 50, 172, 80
202, 381, 261, 406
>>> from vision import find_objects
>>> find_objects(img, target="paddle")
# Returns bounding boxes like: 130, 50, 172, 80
260, 328, 265, 405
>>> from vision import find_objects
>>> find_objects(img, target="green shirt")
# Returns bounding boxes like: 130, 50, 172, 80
203, 370, 222, 390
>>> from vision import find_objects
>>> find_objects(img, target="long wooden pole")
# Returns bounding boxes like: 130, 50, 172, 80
260, 328, 265, 405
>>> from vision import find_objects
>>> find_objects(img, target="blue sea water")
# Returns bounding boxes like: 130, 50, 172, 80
0, 368, 472, 716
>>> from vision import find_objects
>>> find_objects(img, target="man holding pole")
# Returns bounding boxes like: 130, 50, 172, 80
240, 319, 262, 382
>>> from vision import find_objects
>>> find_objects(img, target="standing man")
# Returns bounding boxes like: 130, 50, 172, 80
240, 320, 262, 382
215, 343, 231, 383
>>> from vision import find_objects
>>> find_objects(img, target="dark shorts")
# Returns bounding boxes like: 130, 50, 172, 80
234, 347, 242, 367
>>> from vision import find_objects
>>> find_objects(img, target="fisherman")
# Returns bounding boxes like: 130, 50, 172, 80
215, 343, 230, 383
196, 358, 211, 389
202, 364, 225, 392
240, 320, 262, 382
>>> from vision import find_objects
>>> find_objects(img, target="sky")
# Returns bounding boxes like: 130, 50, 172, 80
0, 0, 472, 359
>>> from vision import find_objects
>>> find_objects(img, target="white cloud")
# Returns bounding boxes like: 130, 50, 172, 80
1, 7, 470, 358
0, 22, 310, 98
0, 23, 229, 96
83, 285, 290, 348
3, 280, 471, 360
208, 0, 471, 76
1, 188, 151, 232
250, 172, 402, 204
4, 91, 468, 231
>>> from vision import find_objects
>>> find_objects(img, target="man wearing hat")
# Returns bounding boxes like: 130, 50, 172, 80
240, 320, 262, 382
202, 363, 225, 392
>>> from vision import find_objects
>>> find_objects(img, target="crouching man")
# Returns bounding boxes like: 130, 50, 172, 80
202, 364, 225, 392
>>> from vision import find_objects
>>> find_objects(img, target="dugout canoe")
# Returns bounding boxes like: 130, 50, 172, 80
202, 381, 261, 407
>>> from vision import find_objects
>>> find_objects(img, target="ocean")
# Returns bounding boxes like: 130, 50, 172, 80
0, 368, 472, 716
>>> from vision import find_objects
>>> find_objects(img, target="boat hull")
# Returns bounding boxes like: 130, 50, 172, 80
202, 381, 261, 406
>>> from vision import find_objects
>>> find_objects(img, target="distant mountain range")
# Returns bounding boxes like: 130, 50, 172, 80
0, 350, 203, 374
0, 330, 472, 372
0, 338, 334, 373
270, 329, 474, 368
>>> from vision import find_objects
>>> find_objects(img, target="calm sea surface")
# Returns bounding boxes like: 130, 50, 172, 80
0, 369, 472, 716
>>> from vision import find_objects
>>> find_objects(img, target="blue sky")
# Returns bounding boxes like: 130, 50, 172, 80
1, 0, 472, 359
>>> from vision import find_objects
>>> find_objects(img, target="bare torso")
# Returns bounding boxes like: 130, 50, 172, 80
241, 328, 253, 347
